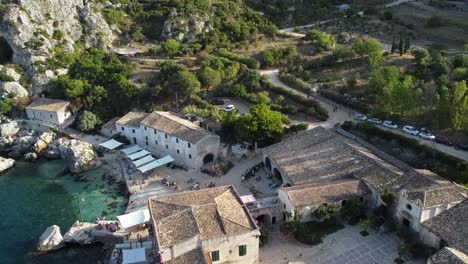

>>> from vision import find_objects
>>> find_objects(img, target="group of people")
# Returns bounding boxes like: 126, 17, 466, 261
96, 222, 120, 233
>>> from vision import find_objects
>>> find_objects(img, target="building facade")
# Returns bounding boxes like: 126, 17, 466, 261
115, 111, 221, 169
148, 186, 260, 264
25, 98, 72, 125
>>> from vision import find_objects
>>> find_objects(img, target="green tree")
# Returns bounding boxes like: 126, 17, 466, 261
162, 39, 181, 58
451, 80, 468, 130
173, 70, 201, 97
78, 111, 101, 132
198, 67, 222, 93
381, 187, 395, 206
352, 38, 383, 68
240, 103, 286, 145
221, 110, 244, 144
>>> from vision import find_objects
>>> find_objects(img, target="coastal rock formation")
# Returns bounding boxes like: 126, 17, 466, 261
0, 121, 19, 137
162, 9, 213, 41
24, 152, 37, 161
37, 225, 65, 252
57, 139, 101, 173
0, 156, 15, 173
32, 131, 55, 153
0, 82, 28, 97
63, 221, 95, 244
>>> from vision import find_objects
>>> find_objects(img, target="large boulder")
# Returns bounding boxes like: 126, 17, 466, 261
12, 135, 36, 154
33, 131, 55, 154
58, 139, 101, 173
0, 82, 29, 97
0, 121, 20, 137
24, 152, 38, 161
0, 156, 15, 173
37, 225, 65, 252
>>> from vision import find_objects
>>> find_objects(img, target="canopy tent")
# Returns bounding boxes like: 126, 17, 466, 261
137, 155, 175, 173
98, 139, 123, 150
132, 155, 156, 167
117, 209, 150, 229
127, 149, 151, 160
122, 145, 143, 155
241, 194, 257, 204
122, 248, 146, 264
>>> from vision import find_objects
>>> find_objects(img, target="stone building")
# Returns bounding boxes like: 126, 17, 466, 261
25, 98, 72, 126
148, 185, 260, 264
278, 179, 370, 222
114, 111, 220, 169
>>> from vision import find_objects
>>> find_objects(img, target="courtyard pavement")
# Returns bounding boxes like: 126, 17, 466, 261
260, 224, 425, 264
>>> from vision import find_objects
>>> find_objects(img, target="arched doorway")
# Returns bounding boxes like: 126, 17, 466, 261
203, 153, 214, 164
256, 214, 272, 226
0, 37, 13, 64
264, 156, 271, 171
273, 168, 283, 184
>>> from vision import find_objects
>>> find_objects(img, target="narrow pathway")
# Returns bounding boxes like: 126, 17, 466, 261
260, 69, 352, 130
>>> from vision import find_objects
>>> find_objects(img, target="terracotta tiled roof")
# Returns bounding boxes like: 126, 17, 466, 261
422, 199, 468, 254
141, 111, 212, 143
391, 170, 468, 208
282, 179, 370, 207
149, 186, 258, 248
115, 112, 148, 127
165, 248, 207, 264
265, 127, 403, 185
429, 247, 468, 264
26, 98, 69, 112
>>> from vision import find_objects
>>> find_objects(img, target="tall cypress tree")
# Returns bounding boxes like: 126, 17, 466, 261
391, 35, 396, 54
398, 34, 403, 56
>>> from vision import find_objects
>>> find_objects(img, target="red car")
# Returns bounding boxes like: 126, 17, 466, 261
435, 136, 453, 146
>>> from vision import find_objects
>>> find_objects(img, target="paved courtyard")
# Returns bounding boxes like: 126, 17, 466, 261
260, 225, 425, 264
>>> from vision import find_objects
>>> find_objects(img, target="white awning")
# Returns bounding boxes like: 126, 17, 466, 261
122, 247, 146, 264
241, 194, 257, 204
137, 155, 175, 173
98, 139, 123, 150
132, 155, 156, 167
127, 149, 151, 160
117, 209, 150, 229
122, 145, 142, 155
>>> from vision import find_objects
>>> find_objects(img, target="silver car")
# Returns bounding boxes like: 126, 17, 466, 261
383, 120, 398, 129
367, 118, 382, 125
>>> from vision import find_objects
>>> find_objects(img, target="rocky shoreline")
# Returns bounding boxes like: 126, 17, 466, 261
0, 119, 101, 174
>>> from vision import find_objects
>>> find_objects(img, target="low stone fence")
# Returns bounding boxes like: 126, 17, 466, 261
335, 127, 412, 172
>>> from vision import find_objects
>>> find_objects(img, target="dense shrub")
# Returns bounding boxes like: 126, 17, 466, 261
258, 46, 299, 68
286, 123, 309, 134
218, 49, 260, 69
279, 73, 314, 94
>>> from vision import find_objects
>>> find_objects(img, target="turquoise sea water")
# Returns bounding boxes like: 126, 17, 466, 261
0, 160, 128, 264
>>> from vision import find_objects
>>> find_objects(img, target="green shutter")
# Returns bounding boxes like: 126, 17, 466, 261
239, 245, 247, 256
211, 251, 220, 261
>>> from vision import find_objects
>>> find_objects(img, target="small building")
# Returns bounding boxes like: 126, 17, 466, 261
278, 179, 370, 222
25, 98, 72, 125
148, 185, 260, 264
419, 199, 468, 255
115, 111, 220, 169
100, 117, 119, 138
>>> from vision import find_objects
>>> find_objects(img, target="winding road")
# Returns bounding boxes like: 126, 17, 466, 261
261, 70, 468, 161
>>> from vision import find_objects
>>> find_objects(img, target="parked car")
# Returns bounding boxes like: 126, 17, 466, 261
212, 98, 225, 105
184, 114, 200, 122
223, 104, 235, 112
434, 136, 453, 146
455, 143, 468, 151
354, 113, 367, 121
418, 131, 435, 140
367, 118, 382, 125
383, 120, 398, 129
402, 125, 419, 136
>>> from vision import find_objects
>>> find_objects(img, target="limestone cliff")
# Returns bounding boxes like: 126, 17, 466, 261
0, 0, 115, 66
162, 9, 213, 42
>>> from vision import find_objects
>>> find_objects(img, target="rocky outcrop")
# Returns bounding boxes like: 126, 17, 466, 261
37, 225, 65, 252
24, 152, 37, 160
32, 131, 55, 153
0, 156, 15, 173
0, 121, 20, 137
0, 65, 22, 81
63, 221, 95, 244
0, 82, 28, 97
56, 138, 101, 173
162, 9, 213, 42
1, 0, 115, 65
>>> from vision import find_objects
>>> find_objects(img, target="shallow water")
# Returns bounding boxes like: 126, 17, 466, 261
0, 160, 128, 264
